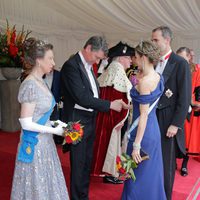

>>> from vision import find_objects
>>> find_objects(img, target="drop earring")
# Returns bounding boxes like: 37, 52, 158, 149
37, 62, 41, 68
142, 59, 145, 72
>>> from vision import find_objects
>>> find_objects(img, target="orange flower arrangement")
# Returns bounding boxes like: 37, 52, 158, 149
0, 19, 31, 68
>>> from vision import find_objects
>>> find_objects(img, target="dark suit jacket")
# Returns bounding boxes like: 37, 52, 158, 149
49, 70, 62, 121
156, 52, 191, 154
60, 53, 110, 122
51, 70, 61, 103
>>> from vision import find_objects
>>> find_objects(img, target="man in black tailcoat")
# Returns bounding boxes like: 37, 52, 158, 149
151, 26, 191, 200
60, 36, 124, 200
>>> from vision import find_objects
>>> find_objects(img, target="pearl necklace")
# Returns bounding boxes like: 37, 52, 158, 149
31, 73, 47, 87
30, 74, 52, 97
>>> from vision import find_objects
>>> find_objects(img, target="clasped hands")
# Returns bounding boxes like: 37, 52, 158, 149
110, 99, 131, 112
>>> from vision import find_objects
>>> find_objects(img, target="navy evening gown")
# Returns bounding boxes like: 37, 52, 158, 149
122, 75, 166, 200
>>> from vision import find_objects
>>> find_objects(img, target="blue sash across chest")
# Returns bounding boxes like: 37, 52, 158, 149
17, 98, 55, 163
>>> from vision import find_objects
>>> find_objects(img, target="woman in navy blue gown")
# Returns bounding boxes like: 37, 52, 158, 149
122, 41, 166, 200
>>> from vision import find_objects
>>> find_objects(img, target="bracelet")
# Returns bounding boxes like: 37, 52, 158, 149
133, 142, 141, 150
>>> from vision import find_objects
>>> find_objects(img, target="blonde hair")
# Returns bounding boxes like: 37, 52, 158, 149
135, 40, 160, 64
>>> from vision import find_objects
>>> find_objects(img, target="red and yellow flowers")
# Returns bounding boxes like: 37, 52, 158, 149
116, 153, 137, 181
63, 121, 84, 145
0, 19, 31, 68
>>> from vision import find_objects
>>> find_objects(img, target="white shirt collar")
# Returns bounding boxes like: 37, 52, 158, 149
78, 51, 92, 70
160, 49, 172, 61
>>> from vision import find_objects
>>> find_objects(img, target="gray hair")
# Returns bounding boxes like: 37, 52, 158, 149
111, 57, 119, 62
84, 36, 108, 55
152, 26, 173, 41
21, 37, 53, 81
23, 37, 53, 67
176, 47, 190, 55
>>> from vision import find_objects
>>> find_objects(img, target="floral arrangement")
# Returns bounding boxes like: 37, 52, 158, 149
54, 120, 84, 145
116, 153, 137, 181
63, 121, 84, 145
0, 19, 31, 68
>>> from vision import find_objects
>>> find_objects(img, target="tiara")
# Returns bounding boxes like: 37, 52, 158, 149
36, 40, 46, 47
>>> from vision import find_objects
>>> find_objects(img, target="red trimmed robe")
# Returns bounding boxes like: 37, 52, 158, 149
91, 61, 132, 177
185, 65, 200, 155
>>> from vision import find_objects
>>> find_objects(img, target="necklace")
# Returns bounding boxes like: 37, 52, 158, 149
30, 73, 52, 97
31, 73, 47, 87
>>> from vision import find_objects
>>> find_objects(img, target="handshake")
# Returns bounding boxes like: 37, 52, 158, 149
110, 99, 130, 112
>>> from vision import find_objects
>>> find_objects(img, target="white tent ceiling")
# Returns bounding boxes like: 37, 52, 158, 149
1, 0, 200, 69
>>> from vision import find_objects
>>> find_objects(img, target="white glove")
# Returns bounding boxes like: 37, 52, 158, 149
19, 117, 64, 136
50, 120, 67, 127
188, 105, 192, 113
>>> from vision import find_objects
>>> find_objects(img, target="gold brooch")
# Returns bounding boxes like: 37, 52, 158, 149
26, 146, 32, 154
165, 89, 173, 98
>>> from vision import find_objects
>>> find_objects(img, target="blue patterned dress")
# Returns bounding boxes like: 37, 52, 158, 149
122, 75, 166, 200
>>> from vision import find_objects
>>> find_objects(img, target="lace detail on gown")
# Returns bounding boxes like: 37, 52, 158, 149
11, 79, 69, 200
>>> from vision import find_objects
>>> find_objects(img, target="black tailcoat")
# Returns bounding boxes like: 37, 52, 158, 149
60, 53, 110, 200
156, 52, 191, 200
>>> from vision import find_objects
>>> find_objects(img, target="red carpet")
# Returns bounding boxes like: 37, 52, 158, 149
0, 131, 199, 200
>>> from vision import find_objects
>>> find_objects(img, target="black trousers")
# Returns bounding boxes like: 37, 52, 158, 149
161, 136, 177, 200
70, 109, 96, 200
157, 109, 179, 200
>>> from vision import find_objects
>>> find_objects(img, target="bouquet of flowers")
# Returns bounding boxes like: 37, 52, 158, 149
63, 121, 84, 145
0, 19, 31, 68
116, 153, 137, 181
54, 120, 84, 145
